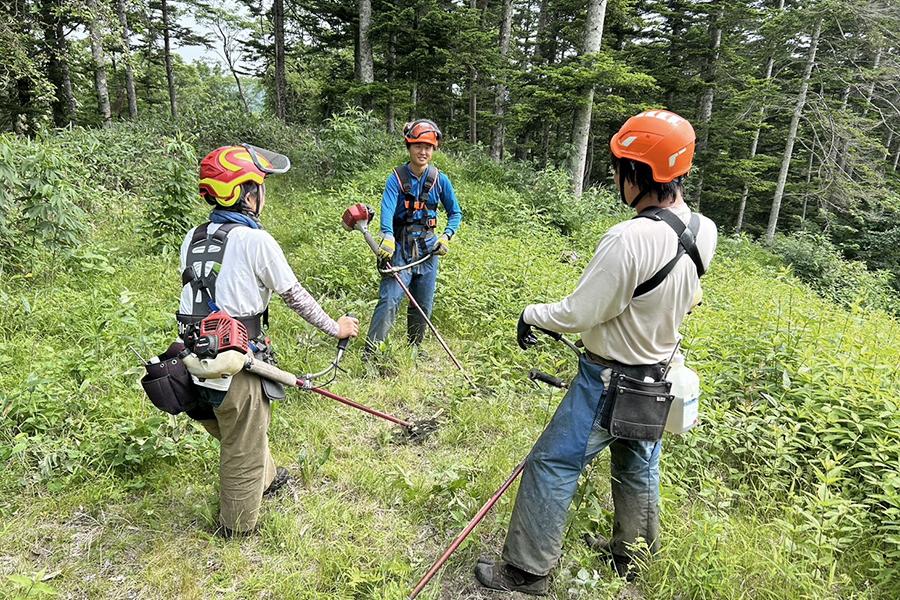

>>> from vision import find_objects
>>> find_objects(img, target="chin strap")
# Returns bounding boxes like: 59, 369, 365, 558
618, 173, 649, 208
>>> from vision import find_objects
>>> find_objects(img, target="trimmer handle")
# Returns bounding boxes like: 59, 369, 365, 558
336, 313, 356, 362
529, 369, 567, 389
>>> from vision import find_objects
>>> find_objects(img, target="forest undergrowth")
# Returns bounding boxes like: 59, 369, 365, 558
0, 114, 898, 599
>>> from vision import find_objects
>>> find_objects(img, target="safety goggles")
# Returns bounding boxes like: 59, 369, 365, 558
242, 144, 291, 175
404, 119, 443, 142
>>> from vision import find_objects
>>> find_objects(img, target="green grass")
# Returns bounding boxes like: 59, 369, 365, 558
1, 128, 898, 599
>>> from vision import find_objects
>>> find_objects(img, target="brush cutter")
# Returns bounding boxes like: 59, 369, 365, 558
182, 326, 438, 440
407, 331, 571, 598
341, 203, 474, 386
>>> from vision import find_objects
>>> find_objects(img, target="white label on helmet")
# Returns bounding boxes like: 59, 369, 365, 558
621, 135, 638, 148
668, 148, 687, 167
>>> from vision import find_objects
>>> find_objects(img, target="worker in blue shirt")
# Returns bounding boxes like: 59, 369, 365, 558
365, 119, 463, 354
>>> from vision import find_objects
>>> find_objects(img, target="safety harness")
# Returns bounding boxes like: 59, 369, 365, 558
393, 164, 440, 230
176, 222, 268, 339
631, 207, 705, 298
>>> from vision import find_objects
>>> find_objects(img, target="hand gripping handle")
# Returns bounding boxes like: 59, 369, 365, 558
528, 369, 567, 389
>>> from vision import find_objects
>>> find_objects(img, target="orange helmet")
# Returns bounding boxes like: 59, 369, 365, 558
199, 144, 290, 208
609, 110, 695, 183
403, 119, 442, 148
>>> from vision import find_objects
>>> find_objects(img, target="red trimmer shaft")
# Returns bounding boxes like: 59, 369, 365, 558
307, 385, 412, 428
408, 459, 527, 599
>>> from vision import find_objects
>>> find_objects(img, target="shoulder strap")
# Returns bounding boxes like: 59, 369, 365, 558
181, 222, 243, 314
632, 209, 704, 298
394, 166, 412, 196
420, 166, 439, 201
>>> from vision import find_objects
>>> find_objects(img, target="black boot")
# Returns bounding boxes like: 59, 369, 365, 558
583, 534, 638, 582
263, 467, 290, 498
474, 558, 549, 596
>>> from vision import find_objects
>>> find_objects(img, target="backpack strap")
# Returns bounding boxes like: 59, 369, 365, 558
181, 222, 242, 314
632, 209, 704, 298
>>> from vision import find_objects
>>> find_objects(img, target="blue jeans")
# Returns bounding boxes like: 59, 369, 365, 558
365, 245, 439, 350
502, 355, 662, 576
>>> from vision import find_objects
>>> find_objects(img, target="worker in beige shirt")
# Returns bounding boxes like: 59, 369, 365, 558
476, 110, 717, 595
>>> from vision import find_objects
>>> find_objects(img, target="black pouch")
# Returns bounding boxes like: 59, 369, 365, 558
254, 349, 286, 401
140, 342, 200, 415
600, 372, 674, 441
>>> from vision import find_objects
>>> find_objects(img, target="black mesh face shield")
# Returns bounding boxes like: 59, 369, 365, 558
241, 144, 291, 175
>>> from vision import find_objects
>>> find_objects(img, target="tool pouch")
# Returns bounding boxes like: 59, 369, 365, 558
254, 345, 285, 401
600, 373, 674, 441
141, 342, 201, 415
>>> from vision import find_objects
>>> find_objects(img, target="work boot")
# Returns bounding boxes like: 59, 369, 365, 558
474, 558, 549, 596
263, 467, 290, 498
583, 534, 637, 582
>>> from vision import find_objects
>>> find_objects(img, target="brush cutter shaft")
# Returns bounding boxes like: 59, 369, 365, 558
243, 355, 299, 386
409, 460, 527, 599
311, 387, 412, 428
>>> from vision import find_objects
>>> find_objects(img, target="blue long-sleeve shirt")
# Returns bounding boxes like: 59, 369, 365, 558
379, 164, 463, 238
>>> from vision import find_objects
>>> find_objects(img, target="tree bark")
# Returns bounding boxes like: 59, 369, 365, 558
692, 6, 722, 210
765, 16, 822, 245
736, 0, 784, 233
116, 0, 138, 118
490, 0, 513, 161
357, 0, 374, 108
273, 0, 286, 120
160, 0, 178, 118
41, 0, 76, 126
569, 0, 607, 198
88, 0, 112, 125
386, 32, 396, 133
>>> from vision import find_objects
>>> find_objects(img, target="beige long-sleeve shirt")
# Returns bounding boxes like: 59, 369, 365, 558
524, 202, 717, 365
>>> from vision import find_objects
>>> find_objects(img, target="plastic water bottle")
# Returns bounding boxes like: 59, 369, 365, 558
664, 356, 700, 434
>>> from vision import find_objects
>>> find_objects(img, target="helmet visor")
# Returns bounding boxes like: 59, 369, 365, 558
241, 144, 291, 175
404, 119, 443, 142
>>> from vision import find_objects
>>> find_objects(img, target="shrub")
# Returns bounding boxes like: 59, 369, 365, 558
771, 231, 898, 314
144, 135, 200, 250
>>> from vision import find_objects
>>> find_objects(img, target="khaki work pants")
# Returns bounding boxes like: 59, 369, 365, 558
199, 370, 277, 533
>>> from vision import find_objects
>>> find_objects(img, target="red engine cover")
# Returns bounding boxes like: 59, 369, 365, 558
341, 203, 374, 231
199, 311, 250, 354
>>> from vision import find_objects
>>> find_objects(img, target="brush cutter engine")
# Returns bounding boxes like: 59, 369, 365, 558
184, 311, 250, 359
341, 203, 375, 232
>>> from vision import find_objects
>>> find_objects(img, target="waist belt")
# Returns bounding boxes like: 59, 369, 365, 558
584, 349, 665, 382
176, 312, 265, 340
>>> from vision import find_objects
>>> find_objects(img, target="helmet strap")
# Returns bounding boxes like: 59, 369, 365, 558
618, 173, 649, 208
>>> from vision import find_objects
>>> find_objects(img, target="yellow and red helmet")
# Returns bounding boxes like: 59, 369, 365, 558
610, 110, 695, 183
403, 119, 442, 148
199, 144, 290, 207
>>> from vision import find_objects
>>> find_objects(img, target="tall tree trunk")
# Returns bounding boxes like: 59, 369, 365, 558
692, 6, 723, 210
116, 0, 138, 118
160, 0, 177, 118
765, 16, 822, 244
736, 0, 784, 233
467, 0, 479, 144
273, 0, 286, 120
569, 0, 607, 198
57, 19, 77, 123
386, 32, 396, 133
88, 0, 112, 125
893, 142, 900, 171
490, 0, 513, 161
357, 0, 374, 108
41, 0, 76, 126
801, 149, 814, 223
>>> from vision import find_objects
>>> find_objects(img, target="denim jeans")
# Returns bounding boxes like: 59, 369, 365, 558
365, 243, 439, 350
501, 354, 662, 576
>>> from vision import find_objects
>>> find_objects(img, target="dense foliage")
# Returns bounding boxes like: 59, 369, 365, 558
3, 0, 899, 291
0, 112, 897, 598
